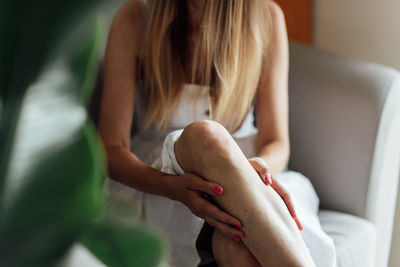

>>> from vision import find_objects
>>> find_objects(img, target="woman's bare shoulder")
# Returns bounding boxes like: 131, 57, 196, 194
107, 0, 146, 57
264, 0, 288, 51
113, 0, 145, 28
265, 0, 285, 22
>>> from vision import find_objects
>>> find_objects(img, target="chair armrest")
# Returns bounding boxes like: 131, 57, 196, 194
288, 42, 400, 266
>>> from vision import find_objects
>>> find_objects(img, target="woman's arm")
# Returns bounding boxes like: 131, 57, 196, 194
98, 1, 170, 197
255, 1, 290, 176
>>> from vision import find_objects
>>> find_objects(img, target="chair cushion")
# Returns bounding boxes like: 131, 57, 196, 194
319, 210, 376, 267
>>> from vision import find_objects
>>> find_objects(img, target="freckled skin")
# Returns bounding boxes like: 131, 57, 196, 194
175, 120, 315, 267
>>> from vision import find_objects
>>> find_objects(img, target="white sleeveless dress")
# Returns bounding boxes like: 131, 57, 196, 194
106, 84, 337, 267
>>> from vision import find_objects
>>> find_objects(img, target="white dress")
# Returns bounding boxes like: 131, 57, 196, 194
106, 84, 337, 267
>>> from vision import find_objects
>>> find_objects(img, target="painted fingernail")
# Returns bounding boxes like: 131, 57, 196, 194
266, 174, 272, 184
213, 186, 223, 195
234, 223, 241, 229
261, 175, 267, 184
235, 234, 243, 240
294, 216, 303, 231
232, 236, 240, 243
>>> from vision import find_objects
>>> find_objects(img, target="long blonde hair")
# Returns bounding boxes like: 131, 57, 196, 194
139, 0, 271, 132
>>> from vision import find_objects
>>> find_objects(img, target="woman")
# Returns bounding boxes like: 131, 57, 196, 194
98, 0, 336, 266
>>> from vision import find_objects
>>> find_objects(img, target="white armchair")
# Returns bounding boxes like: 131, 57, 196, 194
288, 43, 400, 267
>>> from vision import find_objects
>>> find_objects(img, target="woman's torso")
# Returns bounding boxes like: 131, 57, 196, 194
131, 83, 258, 165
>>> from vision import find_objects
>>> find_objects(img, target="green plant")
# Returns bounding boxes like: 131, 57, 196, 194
0, 1, 167, 266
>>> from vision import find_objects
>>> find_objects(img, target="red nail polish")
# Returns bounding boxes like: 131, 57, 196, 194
298, 221, 304, 231
267, 174, 272, 184
261, 175, 267, 184
213, 186, 223, 195
235, 234, 243, 239
234, 223, 241, 229
294, 216, 303, 231
232, 236, 240, 243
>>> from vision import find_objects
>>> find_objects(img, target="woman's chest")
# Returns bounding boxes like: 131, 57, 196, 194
168, 84, 211, 128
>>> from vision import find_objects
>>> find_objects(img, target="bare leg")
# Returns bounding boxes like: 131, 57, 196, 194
212, 229, 261, 267
175, 120, 315, 267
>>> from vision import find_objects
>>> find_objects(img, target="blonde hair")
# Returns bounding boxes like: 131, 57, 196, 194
139, 0, 271, 132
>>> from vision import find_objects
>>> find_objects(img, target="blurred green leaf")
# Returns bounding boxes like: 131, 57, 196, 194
0, 0, 106, 265
0, 21, 105, 265
81, 218, 168, 267
0, 1, 167, 266
0, 0, 103, 100
0, 0, 104, 188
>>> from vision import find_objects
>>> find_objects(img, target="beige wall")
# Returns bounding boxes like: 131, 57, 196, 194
314, 0, 400, 70
314, 1, 400, 266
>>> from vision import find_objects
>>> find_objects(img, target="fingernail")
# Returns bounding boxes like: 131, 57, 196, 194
266, 174, 272, 184
294, 216, 303, 231
235, 234, 243, 240
262, 175, 267, 184
234, 223, 241, 229
231, 236, 240, 243
213, 186, 223, 195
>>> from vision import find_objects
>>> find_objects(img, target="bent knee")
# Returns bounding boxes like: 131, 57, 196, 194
180, 120, 232, 152
175, 120, 244, 175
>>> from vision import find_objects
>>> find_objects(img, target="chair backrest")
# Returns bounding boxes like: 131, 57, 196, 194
287, 43, 400, 267
288, 43, 400, 217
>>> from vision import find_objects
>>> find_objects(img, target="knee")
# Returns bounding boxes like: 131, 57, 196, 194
180, 120, 232, 153
174, 120, 240, 173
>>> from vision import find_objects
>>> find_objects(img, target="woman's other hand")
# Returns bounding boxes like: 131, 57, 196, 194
248, 157, 303, 231
165, 173, 244, 242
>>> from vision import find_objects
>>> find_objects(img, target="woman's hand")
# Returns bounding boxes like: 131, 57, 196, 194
165, 173, 244, 242
248, 157, 303, 231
